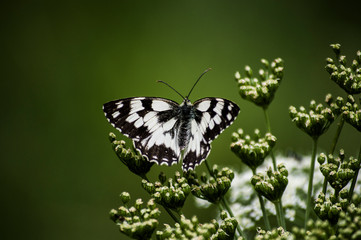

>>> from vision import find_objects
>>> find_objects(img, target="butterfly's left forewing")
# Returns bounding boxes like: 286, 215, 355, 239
103, 97, 182, 166
182, 98, 240, 171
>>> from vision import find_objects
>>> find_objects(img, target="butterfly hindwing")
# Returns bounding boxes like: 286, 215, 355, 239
103, 97, 181, 166
182, 98, 240, 170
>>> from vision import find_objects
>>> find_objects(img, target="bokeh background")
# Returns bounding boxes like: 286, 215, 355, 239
2, 1, 361, 239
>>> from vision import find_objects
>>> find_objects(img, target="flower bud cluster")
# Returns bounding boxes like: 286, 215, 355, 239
142, 172, 190, 212
231, 129, 277, 170
255, 227, 290, 240
251, 164, 288, 202
235, 58, 284, 107
337, 204, 361, 240
184, 166, 234, 203
325, 43, 361, 94
318, 150, 359, 194
342, 95, 361, 132
324, 93, 345, 117
109, 192, 160, 240
289, 100, 335, 138
292, 219, 336, 240
109, 132, 153, 176
156, 212, 238, 240
314, 190, 349, 225
211, 211, 239, 240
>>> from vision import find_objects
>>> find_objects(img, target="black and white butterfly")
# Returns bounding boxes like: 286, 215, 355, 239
103, 69, 240, 171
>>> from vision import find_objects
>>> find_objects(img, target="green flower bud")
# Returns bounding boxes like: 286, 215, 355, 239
234, 71, 241, 80
109, 209, 120, 222
245, 65, 253, 77
330, 43, 341, 56
120, 192, 131, 204
261, 58, 269, 68
158, 172, 167, 184
200, 172, 208, 183
135, 199, 143, 210
339, 55, 347, 66
220, 210, 228, 220
352, 59, 358, 71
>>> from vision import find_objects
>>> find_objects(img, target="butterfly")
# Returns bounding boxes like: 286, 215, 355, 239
103, 69, 240, 171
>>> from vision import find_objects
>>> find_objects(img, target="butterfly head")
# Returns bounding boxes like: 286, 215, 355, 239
180, 97, 192, 106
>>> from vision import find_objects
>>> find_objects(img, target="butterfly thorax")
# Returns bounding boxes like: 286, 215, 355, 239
178, 99, 195, 150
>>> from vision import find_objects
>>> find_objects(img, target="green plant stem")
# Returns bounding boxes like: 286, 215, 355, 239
143, 175, 180, 223
274, 200, 286, 229
348, 142, 361, 202
330, 117, 345, 155
263, 107, 277, 170
252, 168, 271, 230
305, 137, 318, 229
322, 117, 345, 193
263, 107, 286, 229
204, 160, 246, 239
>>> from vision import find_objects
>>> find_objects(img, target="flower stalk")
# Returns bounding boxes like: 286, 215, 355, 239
305, 137, 318, 229
348, 143, 361, 202
263, 107, 277, 170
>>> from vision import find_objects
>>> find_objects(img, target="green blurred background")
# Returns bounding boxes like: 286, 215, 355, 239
2, 1, 361, 239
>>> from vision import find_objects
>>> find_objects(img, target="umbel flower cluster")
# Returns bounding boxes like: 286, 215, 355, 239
235, 58, 284, 108
231, 129, 276, 170
109, 193, 160, 239
142, 172, 191, 212
104, 43, 361, 240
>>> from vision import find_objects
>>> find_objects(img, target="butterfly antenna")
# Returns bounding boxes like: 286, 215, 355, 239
157, 80, 186, 100
186, 68, 212, 99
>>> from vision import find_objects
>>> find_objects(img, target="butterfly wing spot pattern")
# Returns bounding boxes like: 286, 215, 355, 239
103, 96, 240, 171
